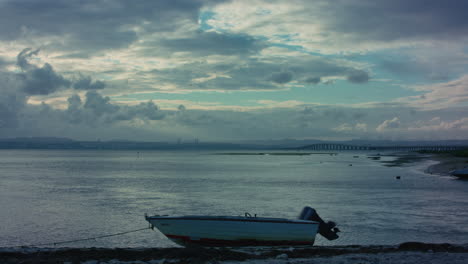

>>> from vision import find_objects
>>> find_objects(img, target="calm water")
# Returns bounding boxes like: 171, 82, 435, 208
1, 150, 467, 248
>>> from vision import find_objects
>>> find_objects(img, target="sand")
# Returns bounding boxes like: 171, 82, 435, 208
376, 151, 468, 176
425, 154, 468, 176
1, 242, 468, 264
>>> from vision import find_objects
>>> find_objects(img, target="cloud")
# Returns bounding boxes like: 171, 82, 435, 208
347, 69, 370, 83
332, 123, 352, 132
151, 54, 369, 91
0, 72, 27, 128
73, 75, 106, 90
151, 31, 267, 56
206, 0, 468, 54
83, 91, 119, 116
17, 48, 41, 70
18, 62, 71, 95
304, 76, 321, 84
178, 104, 186, 111
374, 45, 468, 82
355, 123, 368, 132
316, 0, 468, 42
66, 94, 83, 124
409, 117, 468, 131
334, 122, 368, 132
64, 91, 165, 126
15, 48, 106, 95
114, 101, 165, 121
0, 0, 225, 54
16, 48, 71, 95
0, 1, 466, 142
3, 89, 468, 140
0, 49, 124, 131
376, 117, 401, 132
396, 74, 468, 109
269, 71, 293, 84
0, 56, 8, 69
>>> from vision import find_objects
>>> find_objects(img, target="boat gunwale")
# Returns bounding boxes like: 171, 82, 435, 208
146, 216, 319, 225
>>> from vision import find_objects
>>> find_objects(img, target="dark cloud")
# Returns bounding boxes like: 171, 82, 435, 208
304, 76, 321, 84
16, 48, 70, 95
0, 73, 27, 128
83, 91, 118, 116
269, 71, 293, 84
15, 49, 106, 95
114, 101, 164, 121
346, 69, 370, 83
152, 31, 267, 56
66, 94, 83, 124
73, 76, 106, 90
18, 63, 71, 95
0, 0, 225, 54
152, 56, 369, 90
312, 0, 468, 42
64, 91, 164, 125
0, 49, 109, 130
16, 48, 40, 70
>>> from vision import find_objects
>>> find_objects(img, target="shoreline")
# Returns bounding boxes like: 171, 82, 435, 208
379, 151, 468, 176
1, 242, 468, 264
425, 154, 468, 176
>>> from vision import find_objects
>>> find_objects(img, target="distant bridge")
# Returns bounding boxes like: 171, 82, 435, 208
300, 143, 467, 152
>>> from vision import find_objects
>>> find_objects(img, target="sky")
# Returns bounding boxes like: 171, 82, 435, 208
1, 0, 468, 142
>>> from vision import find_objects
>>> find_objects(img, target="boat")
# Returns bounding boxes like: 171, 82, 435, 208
450, 168, 468, 179
145, 206, 339, 247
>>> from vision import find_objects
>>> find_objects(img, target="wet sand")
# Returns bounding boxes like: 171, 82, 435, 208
378, 153, 429, 167
1, 242, 467, 264
377, 152, 468, 176
425, 154, 468, 176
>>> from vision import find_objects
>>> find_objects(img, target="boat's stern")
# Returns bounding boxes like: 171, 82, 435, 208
298, 206, 340, 240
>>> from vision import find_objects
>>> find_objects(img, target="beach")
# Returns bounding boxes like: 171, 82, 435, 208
379, 151, 468, 176
1, 242, 468, 264
426, 155, 468, 176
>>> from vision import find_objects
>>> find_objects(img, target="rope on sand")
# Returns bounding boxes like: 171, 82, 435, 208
12, 226, 150, 248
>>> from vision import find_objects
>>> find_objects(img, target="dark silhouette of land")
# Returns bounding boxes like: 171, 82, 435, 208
0, 137, 467, 151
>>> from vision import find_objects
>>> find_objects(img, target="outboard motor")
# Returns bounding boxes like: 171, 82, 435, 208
299, 206, 340, 240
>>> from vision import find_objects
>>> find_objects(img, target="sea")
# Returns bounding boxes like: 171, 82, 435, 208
1, 149, 467, 248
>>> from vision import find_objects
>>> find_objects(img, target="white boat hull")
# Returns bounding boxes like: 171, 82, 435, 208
146, 215, 319, 246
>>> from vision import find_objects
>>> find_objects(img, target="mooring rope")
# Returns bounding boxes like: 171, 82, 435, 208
12, 227, 150, 248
